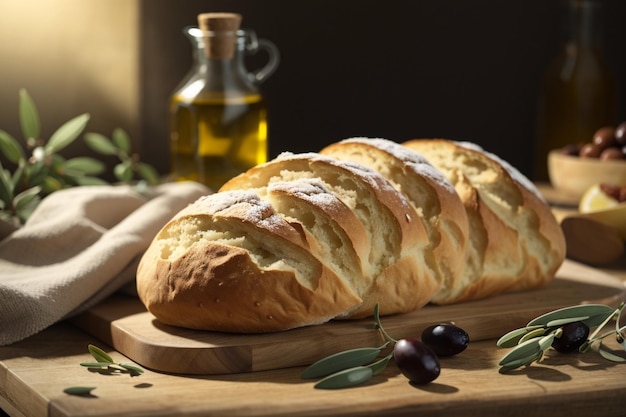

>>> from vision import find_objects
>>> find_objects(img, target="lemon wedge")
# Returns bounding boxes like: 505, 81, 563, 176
579, 184, 620, 213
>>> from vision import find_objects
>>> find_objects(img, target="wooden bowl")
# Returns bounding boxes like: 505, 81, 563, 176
548, 150, 626, 200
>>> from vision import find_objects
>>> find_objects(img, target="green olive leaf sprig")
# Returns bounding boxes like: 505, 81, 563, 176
64, 344, 145, 396
81, 344, 145, 376
301, 304, 395, 389
0, 89, 159, 226
497, 302, 626, 371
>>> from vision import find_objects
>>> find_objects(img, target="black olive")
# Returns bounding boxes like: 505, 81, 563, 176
393, 337, 440, 384
551, 321, 590, 353
421, 323, 470, 357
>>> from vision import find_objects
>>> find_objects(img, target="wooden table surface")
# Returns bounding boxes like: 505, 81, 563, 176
1, 258, 625, 417
1, 318, 626, 417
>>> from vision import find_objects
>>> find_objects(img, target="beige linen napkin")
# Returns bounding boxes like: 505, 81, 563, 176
0, 181, 209, 346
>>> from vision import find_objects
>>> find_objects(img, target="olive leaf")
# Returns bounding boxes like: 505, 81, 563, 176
368, 353, 393, 376
497, 325, 546, 348
13, 186, 41, 213
88, 344, 114, 364
10, 162, 26, 190
499, 331, 557, 370
546, 316, 591, 328
499, 350, 544, 372
119, 363, 145, 375
314, 366, 374, 390
0, 163, 14, 204
80, 362, 114, 368
301, 346, 385, 379
527, 304, 614, 328
45, 113, 90, 155
0, 130, 24, 163
597, 348, 626, 363
63, 157, 106, 176
114, 160, 133, 183
84, 132, 119, 155
108, 363, 131, 372
63, 386, 96, 396
537, 332, 556, 351
518, 327, 549, 344
498, 337, 545, 368
112, 128, 131, 154
18, 89, 40, 141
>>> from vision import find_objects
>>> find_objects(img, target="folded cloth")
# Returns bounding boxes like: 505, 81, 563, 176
0, 181, 210, 346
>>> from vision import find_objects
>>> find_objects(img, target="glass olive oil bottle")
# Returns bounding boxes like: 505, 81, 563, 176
169, 13, 278, 191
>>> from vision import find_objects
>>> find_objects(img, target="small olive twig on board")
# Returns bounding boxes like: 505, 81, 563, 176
497, 302, 626, 371
63, 344, 145, 396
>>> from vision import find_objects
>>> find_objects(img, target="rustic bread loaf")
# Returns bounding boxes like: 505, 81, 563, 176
136, 137, 565, 333
403, 139, 566, 303
320, 138, 470, 304
221, 152, 439, 318
136, 190, 362, 332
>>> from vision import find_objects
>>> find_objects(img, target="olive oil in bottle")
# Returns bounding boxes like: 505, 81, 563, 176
170, 94, 268, 191
169, 13, 278, 191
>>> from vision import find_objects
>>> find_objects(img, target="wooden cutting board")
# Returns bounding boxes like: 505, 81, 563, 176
72, 259, 625, 376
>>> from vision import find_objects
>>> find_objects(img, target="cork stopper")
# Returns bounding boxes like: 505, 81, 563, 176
197, 13, 242, 59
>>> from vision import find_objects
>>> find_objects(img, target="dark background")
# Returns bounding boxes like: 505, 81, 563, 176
138, 0, 626, 180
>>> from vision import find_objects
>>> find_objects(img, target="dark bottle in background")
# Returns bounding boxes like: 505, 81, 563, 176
534, 0, 617, 181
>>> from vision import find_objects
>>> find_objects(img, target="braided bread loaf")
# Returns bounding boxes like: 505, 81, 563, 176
136, 138, 565, 332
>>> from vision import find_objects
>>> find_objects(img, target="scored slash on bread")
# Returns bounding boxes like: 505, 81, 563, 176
263, 179, 371, 313
136, 138, 566, 333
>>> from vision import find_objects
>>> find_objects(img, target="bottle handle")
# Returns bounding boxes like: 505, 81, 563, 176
244, 30, 280, 85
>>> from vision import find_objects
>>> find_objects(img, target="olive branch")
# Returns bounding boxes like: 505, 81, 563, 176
0, 89, 159, 226
497, 302, 626, 371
